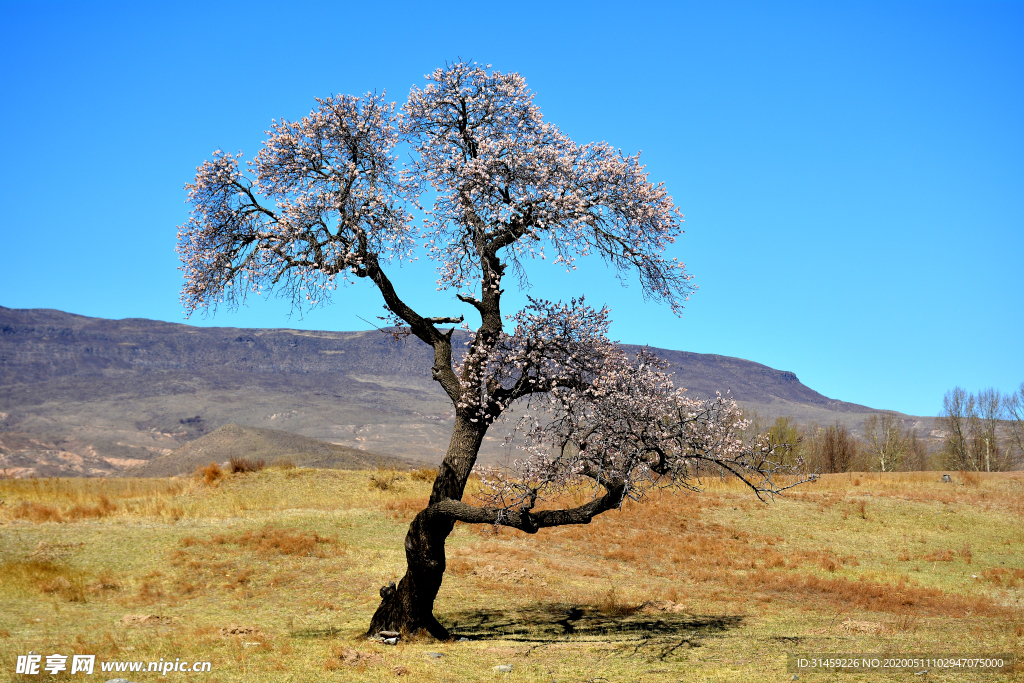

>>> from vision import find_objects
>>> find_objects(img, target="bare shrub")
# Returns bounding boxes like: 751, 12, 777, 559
199, 463, 223, 485
597, 585, 640, 616
890, 612, 920, 633
229, 456, 266, 473
12, 501, 64, 523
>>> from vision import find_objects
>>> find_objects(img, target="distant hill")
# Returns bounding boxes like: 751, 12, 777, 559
0, 305, 933, 478
135, 423, 422, 477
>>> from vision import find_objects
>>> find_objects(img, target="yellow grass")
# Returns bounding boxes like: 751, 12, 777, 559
0, 469, 1021, 681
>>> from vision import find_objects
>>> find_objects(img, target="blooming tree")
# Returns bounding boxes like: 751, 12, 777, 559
177, 62, 806, 639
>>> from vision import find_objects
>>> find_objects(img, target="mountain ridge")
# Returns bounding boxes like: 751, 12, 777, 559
0, 305, 922, 478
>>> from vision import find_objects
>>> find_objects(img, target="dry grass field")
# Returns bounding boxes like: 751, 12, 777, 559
0, 467, 1021, 682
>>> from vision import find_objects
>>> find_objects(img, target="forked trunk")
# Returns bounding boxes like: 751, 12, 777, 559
367, 417, 485, 639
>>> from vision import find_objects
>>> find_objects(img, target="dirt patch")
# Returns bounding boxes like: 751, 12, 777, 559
471, 565, 546, 585
28, 541, 83, 562
640, 600, 689, 614
120, 614, 175, 627
337, 648, 382, 665
219, 624, 261, 636
179, 526, 337, 557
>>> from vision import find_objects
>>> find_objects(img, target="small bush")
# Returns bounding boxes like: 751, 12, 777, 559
199, 463, 223, 485
12, 502, 64, 523
229, 456, 266, 473
273, 458, 296, 470
597, 586, 641, 616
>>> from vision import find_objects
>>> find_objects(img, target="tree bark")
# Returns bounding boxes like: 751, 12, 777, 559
367, 415, 485, 638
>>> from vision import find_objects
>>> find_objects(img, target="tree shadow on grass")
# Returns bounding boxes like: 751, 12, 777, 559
441, 604, 744, 645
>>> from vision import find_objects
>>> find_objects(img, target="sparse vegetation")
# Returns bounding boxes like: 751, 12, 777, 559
0, 469, 1020, 681
368, 470, 405, 491
409, 467, 438, 483
228, 456, 266, 474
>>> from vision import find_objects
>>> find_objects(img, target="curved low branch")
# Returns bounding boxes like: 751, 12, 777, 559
429, 482, 626, 534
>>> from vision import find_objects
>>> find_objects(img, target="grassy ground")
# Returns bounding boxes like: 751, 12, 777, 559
0, 468, 1021, 682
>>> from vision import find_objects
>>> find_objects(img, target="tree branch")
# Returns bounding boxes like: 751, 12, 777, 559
362, 255, 462, 402
429, 482, 626, 534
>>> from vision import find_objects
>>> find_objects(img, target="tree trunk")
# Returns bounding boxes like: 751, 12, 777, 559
367, 415, 485, 638
366, 506, 455, 639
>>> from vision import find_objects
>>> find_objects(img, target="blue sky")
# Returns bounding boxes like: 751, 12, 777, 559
1, 1, 1021, 417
